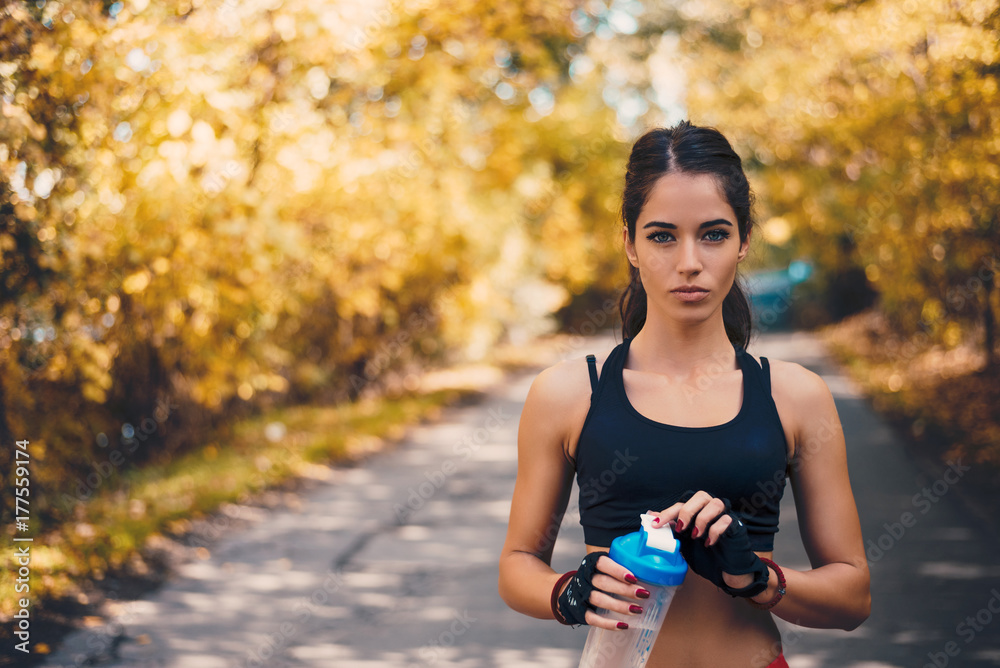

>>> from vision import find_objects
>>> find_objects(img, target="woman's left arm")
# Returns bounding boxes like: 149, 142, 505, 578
767, 360, 871, 630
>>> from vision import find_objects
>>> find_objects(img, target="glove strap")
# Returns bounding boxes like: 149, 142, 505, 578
720, 559, 770, 598
550, 571, 577, 625
556, 551, 607, 626
747, 558, 786, 610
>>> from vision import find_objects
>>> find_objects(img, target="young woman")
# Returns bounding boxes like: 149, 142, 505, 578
498, 121, 870, 667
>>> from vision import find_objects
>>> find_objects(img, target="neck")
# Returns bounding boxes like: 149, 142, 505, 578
628, 306, 737, 377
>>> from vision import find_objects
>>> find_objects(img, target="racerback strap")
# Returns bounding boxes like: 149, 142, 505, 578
586, 354, 599, 393
761, 356, 771, 393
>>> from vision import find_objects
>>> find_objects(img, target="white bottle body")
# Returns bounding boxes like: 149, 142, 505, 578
577, 581, 679, 668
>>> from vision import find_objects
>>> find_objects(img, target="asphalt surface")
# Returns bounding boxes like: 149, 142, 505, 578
32, 331, 1000, 667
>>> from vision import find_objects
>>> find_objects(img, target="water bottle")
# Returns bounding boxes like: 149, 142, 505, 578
578, 514, 688, 668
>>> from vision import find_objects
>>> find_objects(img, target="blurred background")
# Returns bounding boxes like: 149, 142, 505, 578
1, 0, 998, 661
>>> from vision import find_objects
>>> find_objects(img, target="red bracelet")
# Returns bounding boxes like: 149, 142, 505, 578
550, 570, 577, 624
747, 558, 785, 610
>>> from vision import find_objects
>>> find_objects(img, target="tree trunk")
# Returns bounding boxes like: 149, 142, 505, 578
985, 259, 997, 372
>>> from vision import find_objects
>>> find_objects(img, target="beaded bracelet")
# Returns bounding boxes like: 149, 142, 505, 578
550, 570, 577, 624
747, 558, 785, 610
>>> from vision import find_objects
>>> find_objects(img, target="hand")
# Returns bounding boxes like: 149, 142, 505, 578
556, 552, 650, 630
648, 490, 769, 598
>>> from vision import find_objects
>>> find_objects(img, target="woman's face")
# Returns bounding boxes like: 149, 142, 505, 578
624, 171, 750, 322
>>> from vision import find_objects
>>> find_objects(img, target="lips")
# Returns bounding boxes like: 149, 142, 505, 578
671, 286, 709, 302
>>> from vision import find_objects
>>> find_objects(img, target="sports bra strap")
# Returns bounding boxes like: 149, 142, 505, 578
761, 356, 771, 393
586, 354, 599, 393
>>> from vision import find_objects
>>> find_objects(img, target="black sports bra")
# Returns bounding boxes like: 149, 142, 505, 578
573, 337, 789, 551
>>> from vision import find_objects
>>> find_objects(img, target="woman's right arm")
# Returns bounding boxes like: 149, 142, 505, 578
499, 358, 648, 629
498, 362, 582, 619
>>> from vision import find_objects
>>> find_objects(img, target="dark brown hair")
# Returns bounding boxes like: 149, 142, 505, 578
618, 120, 756, 349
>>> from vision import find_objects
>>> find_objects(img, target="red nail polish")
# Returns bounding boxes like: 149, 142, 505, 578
636, 588, 650, 599
652, 517, 660, 524
629, 605, 644, 614
625, 573, 638, 584
675, 520, 684, 532
617, 622, 629, 630
691, 526, 700, 538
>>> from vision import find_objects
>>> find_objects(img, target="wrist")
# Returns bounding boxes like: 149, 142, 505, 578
550, 570, 576, 624
749, 566, 775, 603
747, 558, 786, 610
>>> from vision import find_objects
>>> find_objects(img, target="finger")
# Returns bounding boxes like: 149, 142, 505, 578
589, 588, 644, 618
646, 509, 679, 531
652, 499, 696, 528
673, 490, 714, 533
690, 497, 729, 539
592, 573, 644, 601
650, 504, 681, 527
704, 513, 733, 547
584, 608, 631, 631
595, 555, 638, 585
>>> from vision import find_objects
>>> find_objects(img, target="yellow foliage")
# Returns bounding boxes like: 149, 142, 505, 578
680, 0, 999, 342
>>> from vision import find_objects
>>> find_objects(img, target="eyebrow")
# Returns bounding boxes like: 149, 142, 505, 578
642, 219, 733, 230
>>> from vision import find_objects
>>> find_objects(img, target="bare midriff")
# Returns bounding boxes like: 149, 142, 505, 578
585, 543, 782, 668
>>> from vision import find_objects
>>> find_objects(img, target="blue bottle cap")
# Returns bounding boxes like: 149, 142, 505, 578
609, 526, 688, 586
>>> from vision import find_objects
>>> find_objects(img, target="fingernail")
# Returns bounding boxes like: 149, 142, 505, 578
629, 605, 644, 614
617, 622, 629, 630
636, 588, 650, 599
691, 526, 700, 538
652, 517, 660, 524
675, 520, 684, 532
625, 573, 638, 584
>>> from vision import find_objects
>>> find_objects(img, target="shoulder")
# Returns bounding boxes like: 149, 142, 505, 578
526, 347, 614, 408
761, 356, 841, 445
766, 357, 830, 400
522, 348, 615, 429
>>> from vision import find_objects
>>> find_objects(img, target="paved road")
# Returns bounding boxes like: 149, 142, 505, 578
36, 331, 1000, 667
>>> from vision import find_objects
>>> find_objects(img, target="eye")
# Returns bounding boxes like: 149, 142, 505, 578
646, 231, 674, 243
705, 229, 731, 242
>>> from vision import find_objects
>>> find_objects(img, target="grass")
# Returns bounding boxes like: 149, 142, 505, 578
0, 386, 471, 625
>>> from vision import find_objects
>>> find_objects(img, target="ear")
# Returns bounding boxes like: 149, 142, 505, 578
737, 228, 751, 263
623, 226, 639, 268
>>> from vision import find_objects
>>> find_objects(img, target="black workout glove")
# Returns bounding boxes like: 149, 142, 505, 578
556, 551, 608, 626
675, 494, 769, 598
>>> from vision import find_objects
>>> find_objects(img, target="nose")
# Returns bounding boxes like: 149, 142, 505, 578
677, 238, 703, 275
